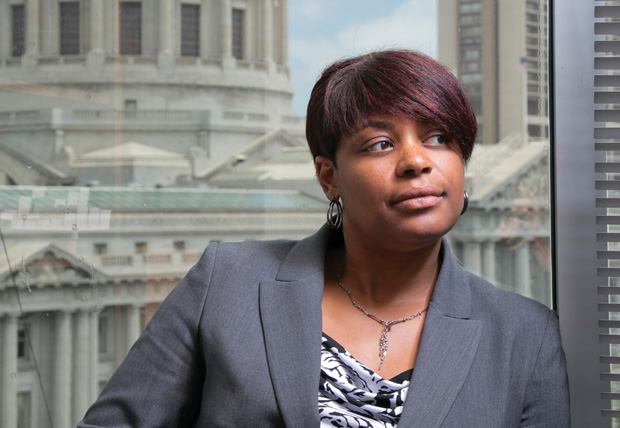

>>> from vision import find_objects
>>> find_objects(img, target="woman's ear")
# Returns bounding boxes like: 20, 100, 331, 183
315, 156, 338, 200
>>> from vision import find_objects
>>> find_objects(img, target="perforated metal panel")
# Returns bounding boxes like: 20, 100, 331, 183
555, 0, 617, 425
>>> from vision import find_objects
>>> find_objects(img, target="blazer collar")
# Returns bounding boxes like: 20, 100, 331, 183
274, 223, 333, 282
398, 241, 482, 428
429, 241, 473, 319
261, 227, 482, 428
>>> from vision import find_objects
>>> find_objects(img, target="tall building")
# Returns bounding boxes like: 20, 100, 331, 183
0, 0, 302, 187
438, 0, 548, 146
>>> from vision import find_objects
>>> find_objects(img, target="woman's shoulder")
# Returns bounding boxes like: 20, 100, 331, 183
461, 268, 556, 335
196, 238, 299, 276
208, 238, 298, 259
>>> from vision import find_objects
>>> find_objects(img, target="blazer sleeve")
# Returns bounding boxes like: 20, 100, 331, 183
520, 310, 570, 427
77, 243, 218, 428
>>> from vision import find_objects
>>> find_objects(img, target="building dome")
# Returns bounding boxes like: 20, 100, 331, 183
0, 0, 303, 186
0, 0, 292, 114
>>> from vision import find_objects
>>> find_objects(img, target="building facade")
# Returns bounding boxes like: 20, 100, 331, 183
0, 186, 325, 428
438, 0, 548, 146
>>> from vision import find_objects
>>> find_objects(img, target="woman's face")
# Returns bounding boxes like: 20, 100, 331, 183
316, 116, 465, 252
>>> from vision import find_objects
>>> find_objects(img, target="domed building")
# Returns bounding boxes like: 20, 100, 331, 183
0, 0, 303, 187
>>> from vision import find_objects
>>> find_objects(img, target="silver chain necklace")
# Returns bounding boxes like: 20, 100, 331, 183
337, 257, 428, 370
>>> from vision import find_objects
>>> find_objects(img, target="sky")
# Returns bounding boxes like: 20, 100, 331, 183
288, 0, 438, 115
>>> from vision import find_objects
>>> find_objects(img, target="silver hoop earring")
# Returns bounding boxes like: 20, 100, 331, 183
327, 197, 343, 229
461, 190, 469, 216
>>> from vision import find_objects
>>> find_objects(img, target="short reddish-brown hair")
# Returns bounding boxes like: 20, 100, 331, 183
306, 49, 477, 164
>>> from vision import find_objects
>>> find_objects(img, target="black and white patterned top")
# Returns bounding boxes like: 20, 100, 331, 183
318, 334, 412, 427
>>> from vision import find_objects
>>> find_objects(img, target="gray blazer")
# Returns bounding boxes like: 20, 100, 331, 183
79, 224, 569, 427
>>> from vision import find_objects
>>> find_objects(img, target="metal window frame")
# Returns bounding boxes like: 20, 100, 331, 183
553, 0, 609, 425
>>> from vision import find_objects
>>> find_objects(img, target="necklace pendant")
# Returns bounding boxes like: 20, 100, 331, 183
379, 328, 389, 369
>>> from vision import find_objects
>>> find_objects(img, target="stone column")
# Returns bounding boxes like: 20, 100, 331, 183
54, 129, 65, 156
482, 241, 496, 283
462, 241, 482, 276
200, 3, 208, 58
279, 0, 288, 66
41, 0, 56, 55
88, 310, 99, 403
158, 0, 175, 71
53, 311, 72, 428
199, 130, 210, 157
24, 0, 40, 64
87, 0, 104, 70
0, 0, 12, 57
73, 310, 89, 424
126, 305, 141, 354
1, 315, 18, 428
262, 0, 273, 63
221, 0, 234, 67
514, 241, 532, 298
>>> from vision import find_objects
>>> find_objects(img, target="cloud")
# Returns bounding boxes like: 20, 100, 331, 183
289, 0, 438, 115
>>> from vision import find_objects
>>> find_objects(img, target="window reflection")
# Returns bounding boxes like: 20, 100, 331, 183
11, 5, 25, 58
180, 4, 200, 57
59, 2, 80, 56
119, 2, 142, 56
0, 0, 551, 426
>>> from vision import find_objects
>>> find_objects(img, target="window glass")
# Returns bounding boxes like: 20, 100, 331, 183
181, 4, 200, 57
119, 2, 142, 55
11, 5, 25, 57
232, 8, 245, 60
0, 1, 551, 426
59, 2, 80, 55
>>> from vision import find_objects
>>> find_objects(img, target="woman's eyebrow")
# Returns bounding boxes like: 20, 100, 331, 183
357, 120, 395, 132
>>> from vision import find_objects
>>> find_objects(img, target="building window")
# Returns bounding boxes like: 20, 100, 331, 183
12, 5, 25, 57
124, 99, 137, 111
59, 2, 80, 55
94, 242, 108, 255
119, 2, 142, 55
17, 392, 31, 428
460, 73, 482, 84
528, 98, 540, 115
461, 48, 481, 60
458, 2, 482, 14
459, 14, 481, 25
98, 317, 108, 354
17, 328, 29, 360
527, 124, 541, 138
181, 4, 200, 57
470, 96, 482, 115
135, 242, 147, 254
173, 240, 186, 251
460, 25, 482, 37
526, 1, 539, 11
232, 8, 245, 60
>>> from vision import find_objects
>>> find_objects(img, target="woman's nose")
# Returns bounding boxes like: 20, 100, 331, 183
396, 140, 432, 176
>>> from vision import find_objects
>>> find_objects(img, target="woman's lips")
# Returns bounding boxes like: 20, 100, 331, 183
391, 187, 444, 210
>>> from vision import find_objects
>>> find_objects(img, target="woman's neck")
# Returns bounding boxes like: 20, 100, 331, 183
332, 231, 442, 307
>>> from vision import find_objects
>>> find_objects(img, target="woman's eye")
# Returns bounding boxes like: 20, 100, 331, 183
366, 140, 393, 152
427, 134, 450, 146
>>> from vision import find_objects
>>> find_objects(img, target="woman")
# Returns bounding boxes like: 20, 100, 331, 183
79, 50, 569, 427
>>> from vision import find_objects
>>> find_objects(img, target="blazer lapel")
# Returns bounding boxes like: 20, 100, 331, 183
259, 225, 332, 427
399, 306, 482, 428
399, 241, 483, 428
